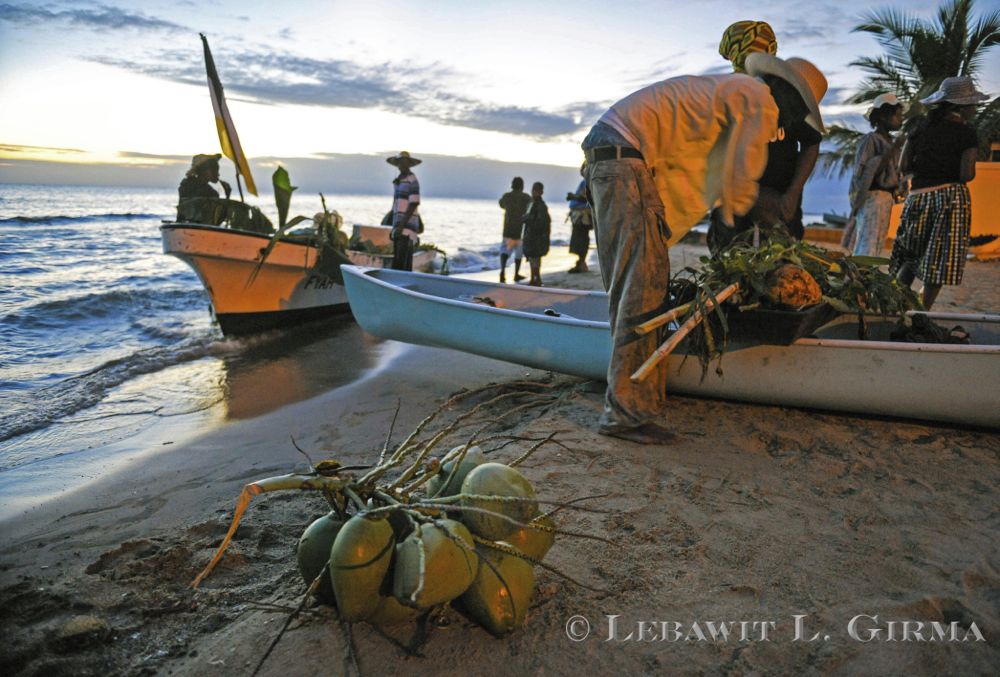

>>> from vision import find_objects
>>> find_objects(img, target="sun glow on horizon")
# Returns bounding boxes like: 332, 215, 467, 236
1, 0, 999, 185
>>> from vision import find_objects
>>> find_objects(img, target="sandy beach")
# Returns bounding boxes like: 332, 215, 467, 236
2, 244, 999, 676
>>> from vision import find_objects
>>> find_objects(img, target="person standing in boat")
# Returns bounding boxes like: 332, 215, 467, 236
178, 153, 231, 200
521, 182, 551, 287
498, 177, 531, 283
890, 77, 987, 310
387, 151, 423, 271
176, 153, 232, 224
566, 166, 592, 273
582, 54, 827, 445
844, 93, 906, 256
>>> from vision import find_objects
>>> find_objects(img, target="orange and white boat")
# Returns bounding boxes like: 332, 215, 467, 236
161, 222, 436, 335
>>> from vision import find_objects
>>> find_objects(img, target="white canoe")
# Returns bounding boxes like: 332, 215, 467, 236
341, 265, 1000, 429
161, 223, 435, 334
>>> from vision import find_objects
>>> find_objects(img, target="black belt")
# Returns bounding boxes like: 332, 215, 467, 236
585, 145, 644, 163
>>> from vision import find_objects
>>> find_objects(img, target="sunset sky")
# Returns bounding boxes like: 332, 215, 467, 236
1, 0, 998, 193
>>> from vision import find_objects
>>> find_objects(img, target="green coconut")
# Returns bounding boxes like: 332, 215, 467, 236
329, 515, 395, 621
505, 512, 556, 562
459, 463, 537, 540
368, 595, 421, 627
296, 513, 344, 605
426, 445, 486, 498
459, 545, 535, 636
393, 519, 478, 609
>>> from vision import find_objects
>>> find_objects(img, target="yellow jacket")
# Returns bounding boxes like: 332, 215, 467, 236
602, 73, 778, 243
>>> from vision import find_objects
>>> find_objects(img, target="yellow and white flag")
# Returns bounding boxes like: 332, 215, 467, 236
200, 33, 257, 195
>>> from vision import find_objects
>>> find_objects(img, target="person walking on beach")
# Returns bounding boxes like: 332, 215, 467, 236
890, 76, 987, 310
566, 166, 593, 273
521, 182, 551, 287
582, 54, 827, 445
387, 151, 423, 271
498, 177, 531, 282
844, 93, 906, 256
708, 23, 823, 252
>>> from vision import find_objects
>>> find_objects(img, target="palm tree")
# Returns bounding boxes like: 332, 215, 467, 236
821, 0, 1000, 176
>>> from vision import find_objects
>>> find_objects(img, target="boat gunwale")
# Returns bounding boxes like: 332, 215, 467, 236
161, 222, 319, 250
162, 223, 438, 264
343, 265, 611, 330
794, 336, 1000, 354
345, 266, 1000, 354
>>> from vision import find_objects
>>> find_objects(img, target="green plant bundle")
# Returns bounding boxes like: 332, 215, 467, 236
416, 242, 450, 275
671, 236, 922, 377
682, 238, 921, 315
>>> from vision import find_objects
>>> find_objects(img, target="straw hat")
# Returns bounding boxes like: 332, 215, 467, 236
745, 53, 827, 133
387, 150, 422, 167
920, 76, 989, 106
865, 92, 906, 121
190, 153, 221, 170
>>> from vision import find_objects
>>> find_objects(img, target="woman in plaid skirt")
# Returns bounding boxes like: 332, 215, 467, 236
890, 76, 988, 309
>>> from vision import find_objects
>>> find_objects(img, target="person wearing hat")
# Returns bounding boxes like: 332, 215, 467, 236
707, 51, 827, 254
178, 153, 231, 201
890, 76, 988, 309
581, 55, 826, 445
386, 151, 423, 271
177, 153, 232, 224
843, 93, 907, 256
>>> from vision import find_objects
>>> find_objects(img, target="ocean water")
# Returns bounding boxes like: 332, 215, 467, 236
0, 183, 573, 506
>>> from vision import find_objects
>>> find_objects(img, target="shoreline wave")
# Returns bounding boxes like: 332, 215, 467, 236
0, 335, 228, 448
0, 212, 165, 225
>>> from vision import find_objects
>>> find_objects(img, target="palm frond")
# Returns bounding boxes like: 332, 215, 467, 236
853, 7, 921, 69
963, 8, 1000, 74
847, 56, 916, 103
975, 97, 1000, 159
846, 0, 999, 136
819, 125, 866, 178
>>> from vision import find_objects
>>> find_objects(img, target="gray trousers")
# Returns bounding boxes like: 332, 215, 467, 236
585, 158, 672, 428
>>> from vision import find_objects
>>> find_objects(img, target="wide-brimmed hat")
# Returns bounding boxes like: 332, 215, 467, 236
745, 53, 827, 133
865, 92, 907, 120
920, 76, 989, 106
190, 153, 221, 170
387, 151, 422, 167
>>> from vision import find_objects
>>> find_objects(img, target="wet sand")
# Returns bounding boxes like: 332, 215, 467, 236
2, 245, 999, 676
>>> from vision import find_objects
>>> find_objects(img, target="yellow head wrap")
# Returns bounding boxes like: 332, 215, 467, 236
719, 21, 778, 73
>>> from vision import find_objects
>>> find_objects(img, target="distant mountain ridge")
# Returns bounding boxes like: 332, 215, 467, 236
0, 152, 849, 212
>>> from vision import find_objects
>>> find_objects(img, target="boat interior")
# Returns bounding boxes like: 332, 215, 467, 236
365, 268, 610, 323
359, 268, 1000, 346
815, 312, 1000, 345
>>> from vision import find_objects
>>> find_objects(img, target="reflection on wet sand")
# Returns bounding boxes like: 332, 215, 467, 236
219, 320, 385, 420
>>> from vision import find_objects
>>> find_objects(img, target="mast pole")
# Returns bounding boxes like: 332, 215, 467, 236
235, 168, 245, 202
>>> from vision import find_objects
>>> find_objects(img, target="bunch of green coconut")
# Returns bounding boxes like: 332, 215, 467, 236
295, 446, 555, 636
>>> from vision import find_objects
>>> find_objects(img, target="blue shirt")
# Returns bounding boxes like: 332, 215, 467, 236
567, 179, 588, 210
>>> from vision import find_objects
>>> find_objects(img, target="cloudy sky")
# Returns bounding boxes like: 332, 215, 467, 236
1, 0, 998, 194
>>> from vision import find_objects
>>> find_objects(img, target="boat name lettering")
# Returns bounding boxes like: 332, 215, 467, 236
304, 275, 337, 290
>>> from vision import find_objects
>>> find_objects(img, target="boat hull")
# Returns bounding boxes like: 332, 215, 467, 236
341, 265, 1000, 429
161, 223, 434, 334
